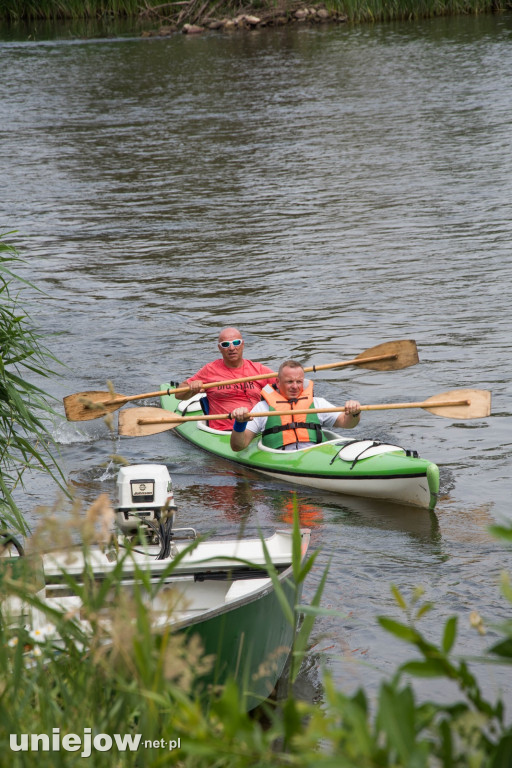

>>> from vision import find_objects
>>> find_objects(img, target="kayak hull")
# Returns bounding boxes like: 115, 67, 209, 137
160, 389, 440, 510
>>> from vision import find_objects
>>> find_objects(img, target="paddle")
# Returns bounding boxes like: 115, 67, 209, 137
63, 339, 419, 421
118, 389, 491, 438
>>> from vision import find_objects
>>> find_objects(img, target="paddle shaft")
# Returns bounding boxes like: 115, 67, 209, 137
135, 399, 471, 426
64, 340, 420, 421
96, 351, 399, 407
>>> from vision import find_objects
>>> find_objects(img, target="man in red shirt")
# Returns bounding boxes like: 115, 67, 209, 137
175, 328, 276, 430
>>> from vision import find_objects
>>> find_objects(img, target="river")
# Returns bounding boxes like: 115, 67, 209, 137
1, 11, 512, 712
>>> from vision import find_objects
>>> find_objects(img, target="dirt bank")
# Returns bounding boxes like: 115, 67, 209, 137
140, 2, 348, 36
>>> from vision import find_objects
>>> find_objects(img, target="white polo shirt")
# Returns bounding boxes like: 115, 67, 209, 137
246, 397, 342, 449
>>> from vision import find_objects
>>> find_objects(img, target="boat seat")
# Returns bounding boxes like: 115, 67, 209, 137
197, 422, 230, 434
176, 393, 204, 413
224, 578, 271, 603
175, 395, 232, 434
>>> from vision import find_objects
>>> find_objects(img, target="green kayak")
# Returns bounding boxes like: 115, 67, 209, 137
160, 389, 440, 510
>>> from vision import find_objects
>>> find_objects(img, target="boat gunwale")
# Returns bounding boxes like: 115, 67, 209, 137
171, 562, 296, 631
173, 422, 431, 481
44, 552, 307, 634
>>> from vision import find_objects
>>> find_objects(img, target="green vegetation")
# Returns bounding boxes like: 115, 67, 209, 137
1, 515, 512, 765
0, 0, 140, 20
0, 234, 64, 537
0, 0, 511, 23
329, 0, 510, 21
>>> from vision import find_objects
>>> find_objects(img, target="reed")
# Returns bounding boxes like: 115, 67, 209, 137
0, 233, 65, 537
2, 505, 512, 766
327, 0, 508, 22
0, 0, 142, 21
0, 0, 509, 21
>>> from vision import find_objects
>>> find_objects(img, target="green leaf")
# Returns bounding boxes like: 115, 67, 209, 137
400, 659, 449, 678
291, 559, 330, 682
260, 533, 295, 627
378, 616, 422, 644
291, 495, 302, 584
297, 547, 320, 583
489, 525, 512, 544
442, 616, 458, 654
282, 696, 303, 745
488, 638, 512, 659
391, 583, 407, 609
489, 731, 512, 768
415, 601, 434, 620
377, 683, 417, 761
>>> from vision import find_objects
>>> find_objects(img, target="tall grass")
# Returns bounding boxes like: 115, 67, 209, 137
0, 233, 65, 536
0, 0, 142, 21
329, 0, 508, 22
0, 0, 509, 21
0, 493, 324, 766
2, 502, 512, 766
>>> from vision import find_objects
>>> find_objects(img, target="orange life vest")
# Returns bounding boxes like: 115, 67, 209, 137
260, 380, 323, 449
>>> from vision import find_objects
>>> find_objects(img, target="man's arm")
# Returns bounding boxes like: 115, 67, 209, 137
175, 379, 204, 401
333, 400, 361, 428
230, 407, 256, 452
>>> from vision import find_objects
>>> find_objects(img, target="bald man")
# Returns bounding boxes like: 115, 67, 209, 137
175, 327, 276, 430
230, 360, 361, 452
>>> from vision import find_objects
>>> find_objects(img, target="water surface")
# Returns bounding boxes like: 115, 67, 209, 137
1, 12, 512, 710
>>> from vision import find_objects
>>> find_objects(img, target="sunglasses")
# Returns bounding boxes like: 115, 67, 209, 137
219, 339, 243, 348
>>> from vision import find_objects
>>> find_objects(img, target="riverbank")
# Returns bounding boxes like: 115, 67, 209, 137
143, 3, 349, 37
1, 0, 511, 37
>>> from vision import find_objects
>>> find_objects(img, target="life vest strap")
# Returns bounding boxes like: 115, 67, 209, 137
262, 421, 323, 444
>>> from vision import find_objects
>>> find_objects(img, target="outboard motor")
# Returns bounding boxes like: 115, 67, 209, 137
115, 464, 175, 535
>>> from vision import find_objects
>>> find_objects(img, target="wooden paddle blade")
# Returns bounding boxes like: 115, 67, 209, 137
423, 389, 492, 419
354, 340, 419, 371
63, 391, 125, 421
119, 407, 178, 437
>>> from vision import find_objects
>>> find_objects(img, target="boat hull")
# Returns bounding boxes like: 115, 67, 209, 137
179, 567, 298, 709
160, 389, 440, 510
4, 529, 308, 712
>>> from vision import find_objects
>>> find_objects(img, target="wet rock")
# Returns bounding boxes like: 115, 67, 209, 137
158, 25, 177, 35
234, 14, 261, 28
182, 23, 204, 34
144, 2, 347, 36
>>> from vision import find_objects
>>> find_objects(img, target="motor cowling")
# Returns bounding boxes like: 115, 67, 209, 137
114, 464, 175, 534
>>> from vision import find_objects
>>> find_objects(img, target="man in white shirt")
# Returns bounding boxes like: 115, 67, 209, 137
230, 359, 361, 452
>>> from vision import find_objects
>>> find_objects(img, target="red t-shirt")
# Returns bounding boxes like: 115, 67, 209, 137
186, 359, 276, 430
